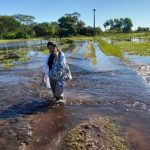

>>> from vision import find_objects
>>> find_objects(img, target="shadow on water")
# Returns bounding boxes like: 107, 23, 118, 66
25, 105, 68, 150
0, 99, 54, 119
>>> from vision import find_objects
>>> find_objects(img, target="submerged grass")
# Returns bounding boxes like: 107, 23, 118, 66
64, 117, 129, 150
84, 42, 96, 64
0, 49, 30, 70
62, 36, 94, 42
0, 38, 76, 70
86, 42, 95, 51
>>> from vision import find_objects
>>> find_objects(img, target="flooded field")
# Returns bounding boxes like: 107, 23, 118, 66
0, 41, 150, 150
0, 39, 48, 49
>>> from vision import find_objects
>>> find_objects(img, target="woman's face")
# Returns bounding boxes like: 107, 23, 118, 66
48, 45, 55, 53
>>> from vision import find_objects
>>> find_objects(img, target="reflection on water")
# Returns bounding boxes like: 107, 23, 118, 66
67, 41, 124, 72
26, 105, 68, 150
103, 37, 149, 44
83, 42, 96, 65
27, 50, 40, 58
124, 53, 150, 65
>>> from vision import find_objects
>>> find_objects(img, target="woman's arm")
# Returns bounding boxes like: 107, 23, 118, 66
59, 52, 66, 68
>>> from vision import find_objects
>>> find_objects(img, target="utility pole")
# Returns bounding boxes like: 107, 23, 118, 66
93, 9, 96, 37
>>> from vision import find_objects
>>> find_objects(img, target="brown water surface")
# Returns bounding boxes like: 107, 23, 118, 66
0, 41, 150, 150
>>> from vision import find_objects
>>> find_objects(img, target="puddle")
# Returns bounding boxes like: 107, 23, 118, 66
124, 53, 150, 85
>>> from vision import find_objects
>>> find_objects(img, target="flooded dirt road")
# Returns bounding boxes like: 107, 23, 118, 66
0, 41, 150, 150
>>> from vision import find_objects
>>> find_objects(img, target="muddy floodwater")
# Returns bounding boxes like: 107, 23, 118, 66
0, 41, 150, 150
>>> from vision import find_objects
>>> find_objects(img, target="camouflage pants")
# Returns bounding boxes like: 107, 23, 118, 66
50, 78, 64, 99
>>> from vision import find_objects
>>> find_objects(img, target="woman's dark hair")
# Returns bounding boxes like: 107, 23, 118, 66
48, 53, 54, 71
47, 41, 56, 47
47, 41, 62, 71
47, 42, 56, 71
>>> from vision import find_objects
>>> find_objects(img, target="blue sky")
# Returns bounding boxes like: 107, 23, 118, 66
0, 0, 150, 30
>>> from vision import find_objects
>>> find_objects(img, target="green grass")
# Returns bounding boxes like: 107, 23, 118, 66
103, 32, 150, 41
115, 41, 150, 56
96, 38, 123, 58
2, 63, 15, 70
100, 32, 150, 56
19, 56, 30, 62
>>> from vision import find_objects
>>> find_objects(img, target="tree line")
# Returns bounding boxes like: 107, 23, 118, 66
0, 12, 102, 39
0, 13, 149, 39
103, 18, 150, 32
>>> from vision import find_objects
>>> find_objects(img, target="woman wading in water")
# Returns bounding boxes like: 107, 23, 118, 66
43, 42, 71, 103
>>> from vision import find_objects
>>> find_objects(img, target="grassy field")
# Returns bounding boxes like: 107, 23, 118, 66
114, 41, 150, 56
101, 32, 150, 56
60, 34, 150, 56
103, 32, 150, 41
96, 38, 123, 58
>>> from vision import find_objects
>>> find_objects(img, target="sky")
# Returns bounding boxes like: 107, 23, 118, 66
0, 0, 150, 30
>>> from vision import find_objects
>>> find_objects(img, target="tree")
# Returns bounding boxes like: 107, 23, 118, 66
77, 20, 85, 35
103, 18, 133, 32
58, 14, 79, 37
103, 19, 114, 30
0, 16, 21, 38
81, 26, 94, 36
65, 12, 80, 22
103, 20, 110, 29
48, 22, 59, 37
33, 22, 50, 37
137, 27, 149, 32
122, 18, 133, 32
95, 27, 102, 35
12, 14, 35, 25
113, 19, 122, 31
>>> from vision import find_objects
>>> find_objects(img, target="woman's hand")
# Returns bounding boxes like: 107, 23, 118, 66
53, 48, 59, 58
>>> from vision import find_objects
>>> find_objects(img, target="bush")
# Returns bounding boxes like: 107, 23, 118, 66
15, 31, 31, 39
3, 32, 16, 39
